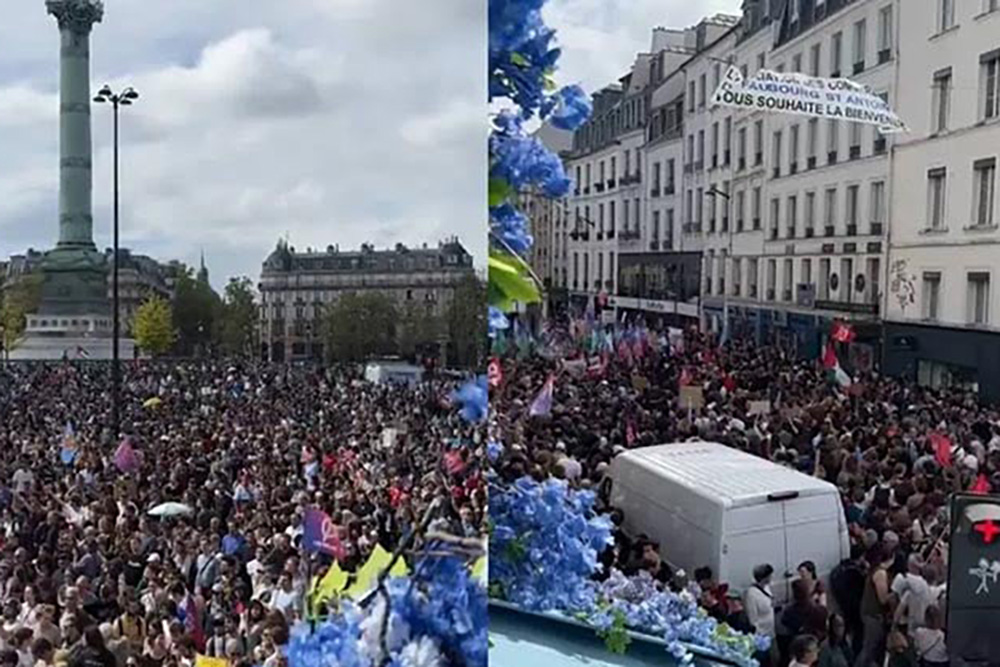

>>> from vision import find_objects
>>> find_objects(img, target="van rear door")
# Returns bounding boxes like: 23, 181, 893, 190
720, 502, 788, 600
781, 491, 844, 595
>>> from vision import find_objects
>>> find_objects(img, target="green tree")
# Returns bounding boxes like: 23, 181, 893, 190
171, 266, 220, 357
322, 291, 398, 362
217, 276, 258, 357
0, 273, 42, 355
133, 296, 177, 357
446, 273, 487, 369
398, 299, 444, 361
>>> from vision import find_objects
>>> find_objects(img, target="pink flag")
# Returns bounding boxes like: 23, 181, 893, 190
930, 432, 952, 468
114, 437, 140, 474
529, 375, 555, 417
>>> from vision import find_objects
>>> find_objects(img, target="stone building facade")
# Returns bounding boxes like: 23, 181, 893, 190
258, 239, 475, 362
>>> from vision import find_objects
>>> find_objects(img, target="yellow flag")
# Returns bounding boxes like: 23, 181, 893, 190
344, 544, 401, 599
195, 656, 227, 667
314, 560, 349, 604
471, 556, 487, 584
388, 555, 410, 578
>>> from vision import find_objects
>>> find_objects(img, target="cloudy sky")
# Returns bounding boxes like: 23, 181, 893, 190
545, 0, 742, 93
0, 0, 485, 289
0, 0, 744, 289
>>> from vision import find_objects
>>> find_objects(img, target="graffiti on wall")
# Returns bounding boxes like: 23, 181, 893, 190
889, 259, 916, 314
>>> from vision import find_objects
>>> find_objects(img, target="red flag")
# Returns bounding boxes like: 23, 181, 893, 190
971, 474, 991, 495
679, 368, 692, 388
487, 358, 503, 388
822, 341, 838, 369
722, 373, 736, 392
831, 321, 856, 343
930, 432, 952, 468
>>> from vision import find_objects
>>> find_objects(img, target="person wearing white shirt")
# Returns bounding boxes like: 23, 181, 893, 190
745, 563, 776, 639
912, 605, 947, 666
891, 556, 934, 635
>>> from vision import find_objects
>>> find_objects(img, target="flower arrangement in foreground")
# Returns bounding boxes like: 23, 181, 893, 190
487, 0, 591, 332
489, 477, 769, 665
286, 553, 488, 667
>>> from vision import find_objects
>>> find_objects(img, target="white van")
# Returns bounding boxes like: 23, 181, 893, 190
608, 441, 850, 605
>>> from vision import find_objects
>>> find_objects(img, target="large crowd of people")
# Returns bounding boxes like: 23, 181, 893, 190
0, 362, 485, 667
492, 322, 976, 667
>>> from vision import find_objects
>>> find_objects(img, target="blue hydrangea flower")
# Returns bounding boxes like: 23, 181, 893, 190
490, 203, 533, 254
490, 122, 571, 198
488, 306, 510, 338
550, 85, 592, 131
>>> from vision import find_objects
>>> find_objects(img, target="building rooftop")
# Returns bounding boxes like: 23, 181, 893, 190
261, 239, 474, 275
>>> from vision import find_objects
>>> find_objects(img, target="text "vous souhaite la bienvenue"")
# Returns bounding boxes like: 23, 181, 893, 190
716, 81, 902, 128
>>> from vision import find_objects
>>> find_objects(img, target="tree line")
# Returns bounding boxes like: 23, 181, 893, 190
0, 267, 485, 369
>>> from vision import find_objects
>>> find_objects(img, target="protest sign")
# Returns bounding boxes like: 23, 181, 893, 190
748, 400, 771, 416
631, 374, 649, 393
711, 66, 906, 133
679, 386, 704, 411
561, 358, 587, 378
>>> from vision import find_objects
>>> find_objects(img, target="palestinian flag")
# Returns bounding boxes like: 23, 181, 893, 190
822, 341, 852, 388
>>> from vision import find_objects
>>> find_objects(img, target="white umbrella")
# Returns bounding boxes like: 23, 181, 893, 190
148, 502, 193, 517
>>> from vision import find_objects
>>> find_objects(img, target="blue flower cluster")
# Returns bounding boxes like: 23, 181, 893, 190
489, 479, 768, 666
488, 0, 591, 267
490, 113, 571, 198
488, 0, 558, 118
489, 477, 613, 613
285, 554, 488, 667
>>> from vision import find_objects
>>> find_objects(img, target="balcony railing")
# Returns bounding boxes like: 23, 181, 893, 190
807, 155, 817, 170
650, 187, 661, 198
595, 183, 605, 193
849, 145, 861, 160
607, 178, 616, 189
846, 223, 858, 236
828, 150, 838, 164
824, 225, 835, 237
649, 240, 660, 251
870, 222, 884, 236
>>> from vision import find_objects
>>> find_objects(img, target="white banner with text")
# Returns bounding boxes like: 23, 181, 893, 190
711, 66, 907, 133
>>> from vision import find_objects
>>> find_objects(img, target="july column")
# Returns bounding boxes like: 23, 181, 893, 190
47, 0, 103, 251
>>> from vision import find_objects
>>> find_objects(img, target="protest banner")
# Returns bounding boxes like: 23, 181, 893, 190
561, 358, 587, 378
748, 400, 771, 416
679, 386, 704, 411
711, 66, 907, 133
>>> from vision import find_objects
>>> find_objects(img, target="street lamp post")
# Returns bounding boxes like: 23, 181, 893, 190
94, 84, 138, 442
706, 186, 733, 344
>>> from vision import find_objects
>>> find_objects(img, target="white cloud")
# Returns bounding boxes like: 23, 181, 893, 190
544, 0, 743, 92
0, 0, 485, 287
